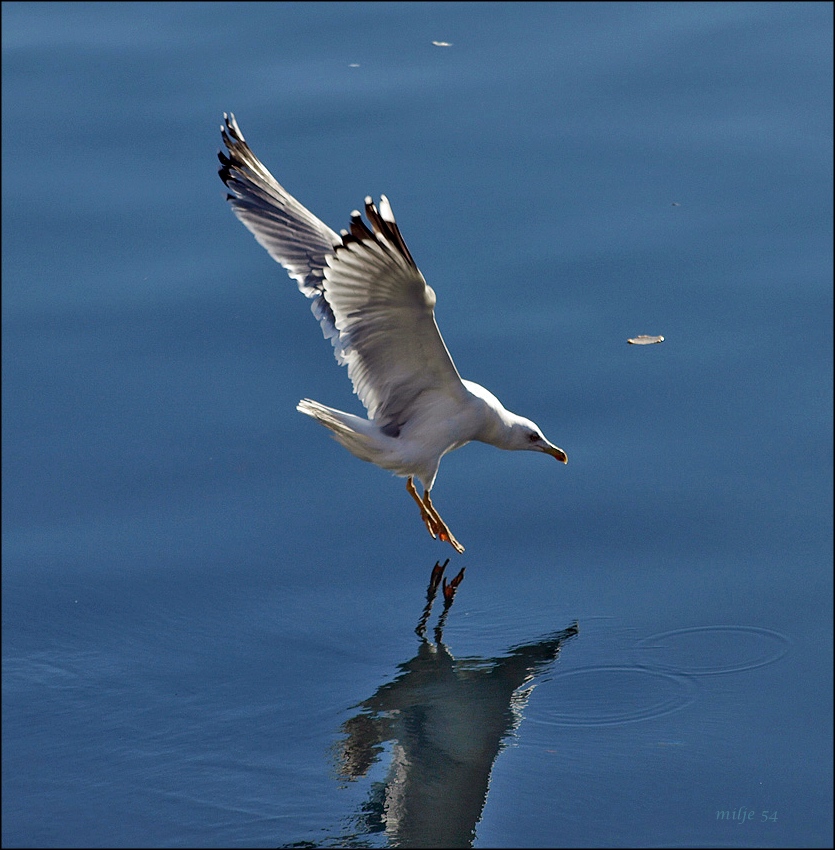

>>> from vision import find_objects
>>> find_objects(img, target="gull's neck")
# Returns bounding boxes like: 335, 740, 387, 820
461, 380, 520, 448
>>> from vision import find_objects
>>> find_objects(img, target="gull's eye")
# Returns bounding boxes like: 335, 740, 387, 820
528, 432, 540, 443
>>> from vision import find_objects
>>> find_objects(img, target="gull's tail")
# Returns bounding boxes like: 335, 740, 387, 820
297, 399, 383, 465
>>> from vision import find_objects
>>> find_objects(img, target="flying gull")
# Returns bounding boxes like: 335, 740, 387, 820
218, 113, 567, 553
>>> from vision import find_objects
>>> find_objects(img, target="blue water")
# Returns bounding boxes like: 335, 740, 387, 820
3, 2, 832, 847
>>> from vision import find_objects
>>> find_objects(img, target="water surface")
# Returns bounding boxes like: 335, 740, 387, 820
3, 2, 832, 847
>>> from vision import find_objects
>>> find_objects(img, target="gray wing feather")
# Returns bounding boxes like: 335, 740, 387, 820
218, 113, 342, 352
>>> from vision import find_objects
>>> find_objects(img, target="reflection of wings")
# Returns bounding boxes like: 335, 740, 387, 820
338, 711, 394, 780
219, 113, 467, 435
336, 624, 579, 846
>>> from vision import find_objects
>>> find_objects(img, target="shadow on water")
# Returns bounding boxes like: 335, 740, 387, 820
330, 561, 579, 849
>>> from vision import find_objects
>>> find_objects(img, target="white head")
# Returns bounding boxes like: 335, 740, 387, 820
502, 414, 568, 463
464, 381, 568, 463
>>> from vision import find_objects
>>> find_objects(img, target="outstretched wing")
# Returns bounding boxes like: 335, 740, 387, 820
218, 113, 342, 350
218, 113, 467, 434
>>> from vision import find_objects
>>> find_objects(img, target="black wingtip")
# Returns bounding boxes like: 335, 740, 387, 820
333, 196, 417, 268
349, 211, 375, 241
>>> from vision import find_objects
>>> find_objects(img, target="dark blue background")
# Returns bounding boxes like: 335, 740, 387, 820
3, 2, 832, 847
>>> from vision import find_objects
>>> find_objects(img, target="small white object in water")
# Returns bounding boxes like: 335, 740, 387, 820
627, 335, 665, 345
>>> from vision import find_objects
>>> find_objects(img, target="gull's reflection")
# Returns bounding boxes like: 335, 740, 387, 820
336, 563, 578, 848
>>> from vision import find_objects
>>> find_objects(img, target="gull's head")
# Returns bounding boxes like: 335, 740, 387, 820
504, 415, 568, 464
463, 382, 568, 463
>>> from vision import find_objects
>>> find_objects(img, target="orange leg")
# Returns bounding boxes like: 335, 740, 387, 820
406, 477, 465, 554
406, 477, 435, 536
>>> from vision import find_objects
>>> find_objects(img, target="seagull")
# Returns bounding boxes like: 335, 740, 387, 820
218, 113, 567, 553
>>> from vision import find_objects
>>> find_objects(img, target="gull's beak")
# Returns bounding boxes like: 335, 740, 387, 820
542, 444, 568, 464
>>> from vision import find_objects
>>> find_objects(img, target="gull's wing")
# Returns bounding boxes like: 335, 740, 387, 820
218, 113, 342, 350
323, 195, 469, 434
218, 114, 468, 435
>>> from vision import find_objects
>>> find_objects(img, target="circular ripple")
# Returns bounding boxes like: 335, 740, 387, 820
635, 626, 791, 676
529, 665, 698, 727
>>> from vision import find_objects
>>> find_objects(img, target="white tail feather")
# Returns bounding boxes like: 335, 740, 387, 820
296, 399, 381, 464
